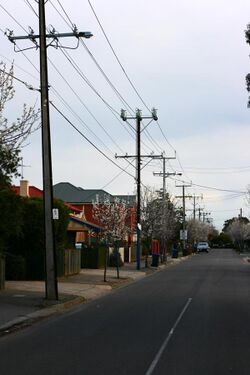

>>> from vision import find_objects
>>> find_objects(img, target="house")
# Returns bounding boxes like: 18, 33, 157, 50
12, 179, 43, 198
53, 182, 136, 248
13, 180, 103, 247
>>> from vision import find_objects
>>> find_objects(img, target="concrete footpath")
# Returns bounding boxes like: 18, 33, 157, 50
0, 258, 186, 335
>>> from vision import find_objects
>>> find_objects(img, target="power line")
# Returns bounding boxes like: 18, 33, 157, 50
2, 2, 200, 191
181, 165, 250, 171
0, 28, 40, 75
192, 183, 246, 194
47, 58, 128, 155
55, 0, 74, 28
85, 0, 167, 154
49, 0, 161, 155
0, 52, 39, 81
87, 0, 151, 113
0, 55, 136, 187
50, 86, 124, 158
0, 67, 39, 91
24, 0, 39, 17
55, 0, 135, 115
0, 4, 29, 34
17, 3, 138, 161
170, 176, 246, 194
50, 101, 136, 180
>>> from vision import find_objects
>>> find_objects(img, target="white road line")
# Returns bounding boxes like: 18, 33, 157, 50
145, 297, 192, 375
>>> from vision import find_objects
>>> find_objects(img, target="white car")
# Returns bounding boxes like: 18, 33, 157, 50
197, 242, 209, 253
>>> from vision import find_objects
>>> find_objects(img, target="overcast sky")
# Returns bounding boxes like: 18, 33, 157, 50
0, 0, 250, 230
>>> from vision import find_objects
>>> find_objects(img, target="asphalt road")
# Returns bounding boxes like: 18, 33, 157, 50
0, 249, 250, 375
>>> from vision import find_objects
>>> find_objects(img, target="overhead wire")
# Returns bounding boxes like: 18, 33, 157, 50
50, 101, 136, 180
47, 58, 128, 155
4, 2, 241, 201
168, 176, 246, 194
51, 0, 162, 154
87, 0, 151, 113
1, 1, 183, 168
0, 23, 119, 160
0, 13, 137, 180
0, 59, 137, 189
0, 4, 29, 34
16, 2, 137, 170
86, 0, 189, 169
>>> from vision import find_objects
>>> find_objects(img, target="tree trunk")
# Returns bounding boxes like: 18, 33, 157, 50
116, 245, 120, 279
104, 247, 108, 282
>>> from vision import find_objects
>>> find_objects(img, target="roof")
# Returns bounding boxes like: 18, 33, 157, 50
53, 182, 123, 204
69, 216, 103, 232
12, 185, 43, 198
64, 202, 83, 213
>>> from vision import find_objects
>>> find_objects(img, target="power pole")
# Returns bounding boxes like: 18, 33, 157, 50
39, 0, 57, 300
239, 208, 243, 218
7, 0, 92, 300
117, 108, 158, 270
198, 206, 204, 221
153, 158, 181, 262
191, 194, 203, 220
202, 212, 211, 223
176, 184, 192, 255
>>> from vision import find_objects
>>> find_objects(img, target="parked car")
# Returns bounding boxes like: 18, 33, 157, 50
197, 242, 209, 253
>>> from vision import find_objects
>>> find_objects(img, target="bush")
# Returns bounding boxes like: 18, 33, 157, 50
5, 254, 26, 280
5, 197, 70, 280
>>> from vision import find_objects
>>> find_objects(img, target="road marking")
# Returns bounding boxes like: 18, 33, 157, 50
145, 297, 192, 375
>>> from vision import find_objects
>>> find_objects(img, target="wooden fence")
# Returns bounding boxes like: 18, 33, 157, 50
57, 249, 81, 277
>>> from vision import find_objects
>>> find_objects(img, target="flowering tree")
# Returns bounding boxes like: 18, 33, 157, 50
0, 62, 39, 185
186, 219, 211, 244
141, 187, 177, 264
93, 195, 129, 279
227, 219, 250, 252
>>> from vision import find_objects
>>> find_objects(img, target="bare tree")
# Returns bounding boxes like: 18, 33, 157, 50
93, 195, 129, 280
0, 62, 40, 183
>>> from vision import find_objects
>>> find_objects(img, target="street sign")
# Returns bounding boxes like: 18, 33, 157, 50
180, 230, 187, 240
52, 208, 59, 220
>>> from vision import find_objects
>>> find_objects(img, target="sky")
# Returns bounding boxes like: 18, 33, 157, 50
0, 0, 250, 231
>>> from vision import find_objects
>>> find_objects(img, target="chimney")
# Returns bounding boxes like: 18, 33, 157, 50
20, 180, 30, 197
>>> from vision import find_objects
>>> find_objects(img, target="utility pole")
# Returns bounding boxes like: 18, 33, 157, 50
176, 184, 192, 255
191, 194, 203, 220
239, 208, 243, 218
117, 108, 158, 270
39, 0, 57, 299
153, 157, 181, 262
202, 212, 211, 223
7, 0, 92, 300
198, 206, 204, 221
